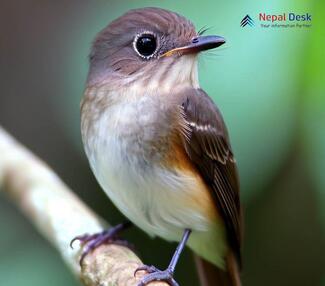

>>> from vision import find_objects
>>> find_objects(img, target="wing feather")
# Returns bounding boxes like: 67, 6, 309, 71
179, 89, 242, 266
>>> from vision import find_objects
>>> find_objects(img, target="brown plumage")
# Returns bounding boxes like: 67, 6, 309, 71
177, 88, 242, 285
179, 89, 242, 266
87, 7, 196, 85
80, 7, 242, 286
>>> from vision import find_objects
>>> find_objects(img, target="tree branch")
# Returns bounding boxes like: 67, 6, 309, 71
0, 126, 167, 286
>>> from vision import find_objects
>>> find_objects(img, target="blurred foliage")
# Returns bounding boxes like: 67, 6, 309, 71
0, 0, 324, 286
302, 0, 325, 226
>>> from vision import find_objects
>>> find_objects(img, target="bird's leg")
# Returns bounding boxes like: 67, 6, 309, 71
70, 221, 133, 265
135, 229, 191, 286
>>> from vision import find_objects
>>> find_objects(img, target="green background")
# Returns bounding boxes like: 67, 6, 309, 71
0, 0, 324, 285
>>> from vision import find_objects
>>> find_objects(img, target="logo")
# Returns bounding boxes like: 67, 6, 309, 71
240, 13, 312, 29
259, 13, 312, 28
240, 15, 254, 27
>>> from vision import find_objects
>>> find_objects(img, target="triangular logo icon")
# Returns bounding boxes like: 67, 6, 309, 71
241, 15, 254, 27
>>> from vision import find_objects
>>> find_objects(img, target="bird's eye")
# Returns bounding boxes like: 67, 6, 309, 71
134, 33, 157, 59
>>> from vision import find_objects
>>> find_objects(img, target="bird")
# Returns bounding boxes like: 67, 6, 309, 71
76, 7, 242, 286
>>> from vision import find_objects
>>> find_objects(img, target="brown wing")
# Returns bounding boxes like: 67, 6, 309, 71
179, 89, 242, 267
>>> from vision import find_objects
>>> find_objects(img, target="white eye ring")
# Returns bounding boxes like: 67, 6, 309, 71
133, 31, 159, 59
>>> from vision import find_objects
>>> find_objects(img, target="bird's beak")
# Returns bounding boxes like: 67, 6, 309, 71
162, 35, 226, 57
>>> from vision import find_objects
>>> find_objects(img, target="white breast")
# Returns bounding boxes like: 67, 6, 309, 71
81, 58, 227, 267
83, 90, 211, 240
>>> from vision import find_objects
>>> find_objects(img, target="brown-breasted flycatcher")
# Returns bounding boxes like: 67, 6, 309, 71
75, 7, 242, 286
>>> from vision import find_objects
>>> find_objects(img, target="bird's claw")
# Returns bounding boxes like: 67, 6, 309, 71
70, 233, 98, 249
134, 265, 159, 277
70, 223, 133, 266
135, 265, 179, 286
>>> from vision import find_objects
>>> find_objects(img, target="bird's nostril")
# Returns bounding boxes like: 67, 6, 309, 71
192, 37, 199, 44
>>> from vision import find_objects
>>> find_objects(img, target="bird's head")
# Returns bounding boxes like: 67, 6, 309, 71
87, 7, 225, 91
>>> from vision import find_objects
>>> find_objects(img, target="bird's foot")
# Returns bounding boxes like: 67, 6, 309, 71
135, 265, 179, 286
70, 221, 132, 265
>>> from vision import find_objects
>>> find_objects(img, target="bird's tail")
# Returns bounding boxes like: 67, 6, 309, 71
194, 253, 241, 286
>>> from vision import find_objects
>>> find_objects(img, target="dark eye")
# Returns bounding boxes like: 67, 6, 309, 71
134, 33, 157, 59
